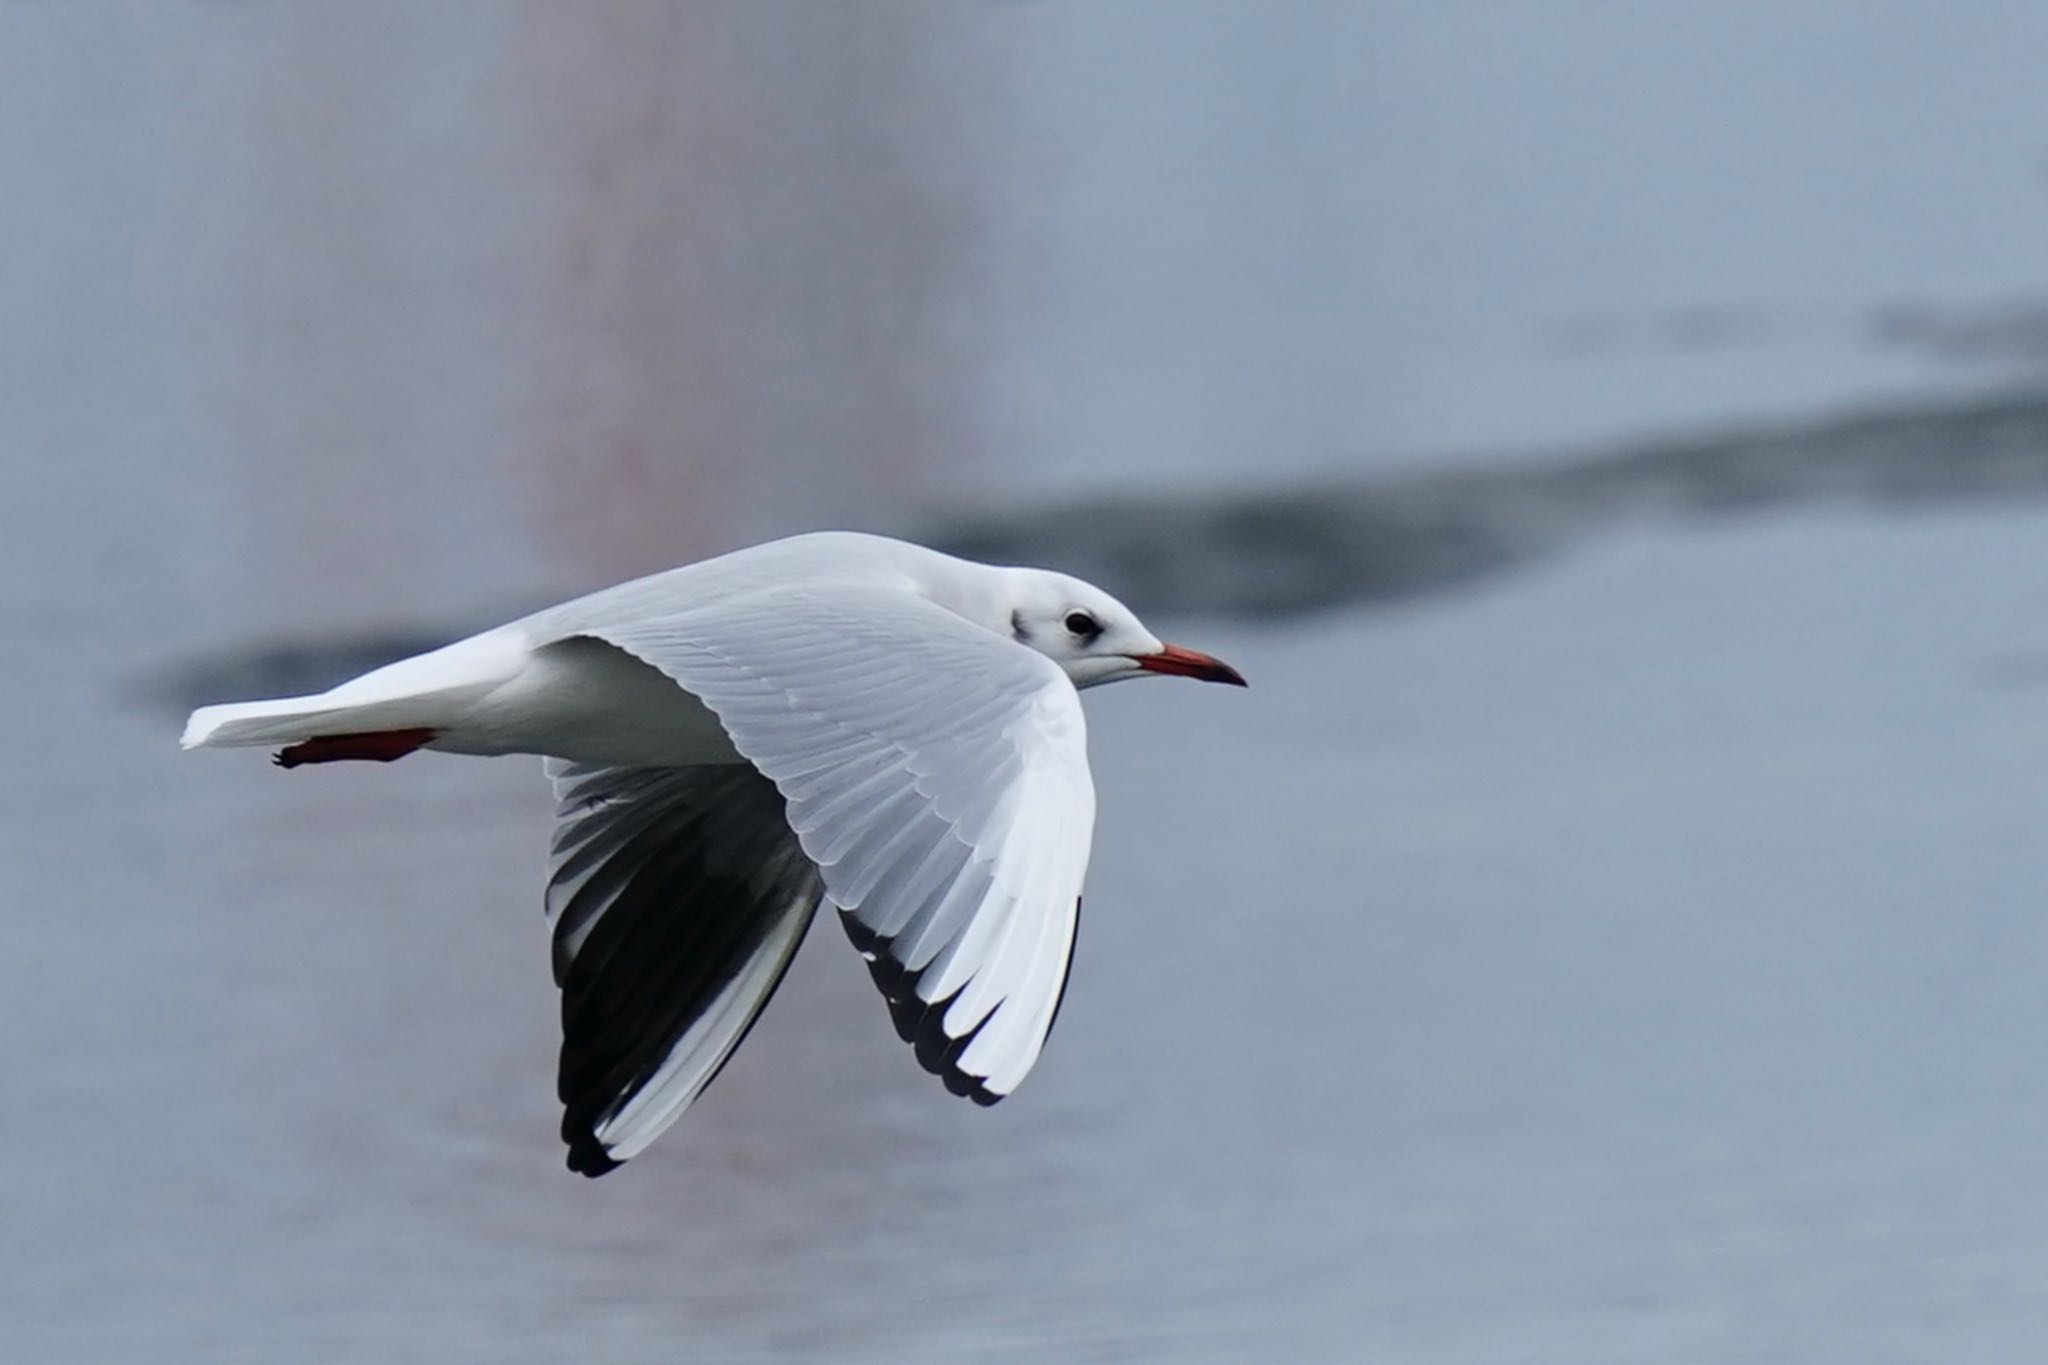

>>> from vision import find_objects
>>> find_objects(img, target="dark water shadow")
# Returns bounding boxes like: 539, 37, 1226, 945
150, 383, 2048, 707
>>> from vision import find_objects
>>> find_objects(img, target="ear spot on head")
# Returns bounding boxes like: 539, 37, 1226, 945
1011, 609, 1030, 642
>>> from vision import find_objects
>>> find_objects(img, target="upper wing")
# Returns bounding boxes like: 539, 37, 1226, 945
576, 585, 1095, 1104
546, 759, 822, 1175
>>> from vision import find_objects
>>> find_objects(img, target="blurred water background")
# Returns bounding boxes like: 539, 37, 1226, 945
7, 3, 2048, 1361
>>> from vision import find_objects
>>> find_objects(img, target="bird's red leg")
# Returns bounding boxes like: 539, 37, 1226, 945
274, 729, 438, 769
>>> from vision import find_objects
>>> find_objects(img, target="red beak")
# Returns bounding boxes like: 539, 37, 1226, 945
1133, 643, 1247, 687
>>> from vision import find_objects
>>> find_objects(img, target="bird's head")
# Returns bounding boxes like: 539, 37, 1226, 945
1002, 570, 1246, 691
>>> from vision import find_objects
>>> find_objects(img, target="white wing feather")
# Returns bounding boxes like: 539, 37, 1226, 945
570, 585, 1094, 1102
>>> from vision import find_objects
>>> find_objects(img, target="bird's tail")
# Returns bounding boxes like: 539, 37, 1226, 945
182, 693, 368, 750
180, 630, 527, 752
180, 691, 460, 751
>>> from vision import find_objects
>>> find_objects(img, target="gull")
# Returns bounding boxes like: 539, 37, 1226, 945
182, 532, 1245, 1176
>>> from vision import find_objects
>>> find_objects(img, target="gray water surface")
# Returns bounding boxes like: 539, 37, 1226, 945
10, 3, 2048, 1361
14, 496, 2048, 1361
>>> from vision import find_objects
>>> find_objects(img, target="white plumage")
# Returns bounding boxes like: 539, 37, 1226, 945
183, 531, 1244, 1176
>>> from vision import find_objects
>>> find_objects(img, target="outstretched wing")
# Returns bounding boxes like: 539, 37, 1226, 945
545, 759, 822, 1176
576, 584, 1095, 1105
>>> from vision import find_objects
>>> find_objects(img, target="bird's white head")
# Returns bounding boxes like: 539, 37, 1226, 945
1001, 569, 1247, 691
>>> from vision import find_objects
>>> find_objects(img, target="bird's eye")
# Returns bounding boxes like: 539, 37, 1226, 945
1064, 611, 1101, 639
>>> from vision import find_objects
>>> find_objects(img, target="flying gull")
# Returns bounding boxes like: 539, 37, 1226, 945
183, 531, 1245, 1176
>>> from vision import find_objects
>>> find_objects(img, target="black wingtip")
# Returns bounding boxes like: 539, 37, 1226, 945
562, 1101, 622, 1177
565, 1134, 621, 1178
840, 909, 1007, 1106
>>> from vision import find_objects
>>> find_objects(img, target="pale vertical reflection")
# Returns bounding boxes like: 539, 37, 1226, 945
212, 3, 1017, 629
515, 3, 1017, 579
212, 6, 539, 632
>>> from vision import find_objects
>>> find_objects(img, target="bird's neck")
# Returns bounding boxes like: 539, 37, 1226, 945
908, 556, 1017, 639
